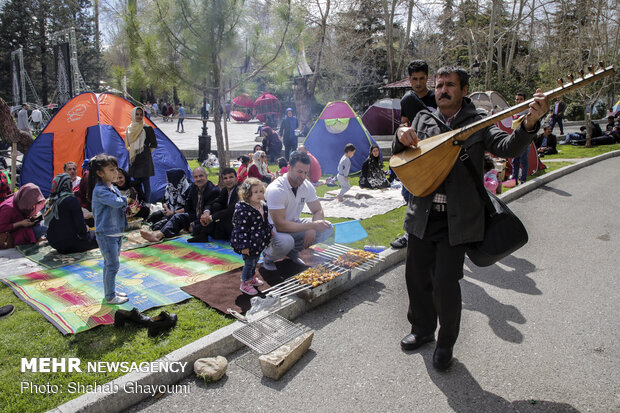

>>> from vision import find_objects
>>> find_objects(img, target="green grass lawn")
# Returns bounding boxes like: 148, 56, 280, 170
499, 161, 575, 193
0, 290, 232, 413
546, 142, 620, 158
3, 146, 617, 412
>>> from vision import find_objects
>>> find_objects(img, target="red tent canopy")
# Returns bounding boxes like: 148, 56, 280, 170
231, 93, 254, 122
233, 93, 255, 108
254, 92, 281, 123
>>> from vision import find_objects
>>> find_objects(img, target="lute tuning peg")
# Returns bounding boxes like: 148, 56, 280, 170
567, 74, 574, 83
557, 78, 564, 87
579, 69, 584, 78
588, 65, 594, 74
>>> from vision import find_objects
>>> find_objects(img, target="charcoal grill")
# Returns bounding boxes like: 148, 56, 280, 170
228, 309, 308, 355
262, 244, 383, 300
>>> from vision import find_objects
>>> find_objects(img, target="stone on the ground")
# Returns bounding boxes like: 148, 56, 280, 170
194, 356, 228, 382
259, 330, 314, 380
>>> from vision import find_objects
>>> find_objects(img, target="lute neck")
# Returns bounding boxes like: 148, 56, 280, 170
453, 66, 614, 142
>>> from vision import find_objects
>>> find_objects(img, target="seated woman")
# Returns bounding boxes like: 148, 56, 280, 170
74, 170, 94, 227
359, 145, 389, 189
0, 171, 12, 203
0, 183, 47, 246
237, 155, 250, 183
115, 168, 150, 220
146, 168, 190, 231
43, 173, 98, 253
248, 151, 274, 184
261, 126, 282, 163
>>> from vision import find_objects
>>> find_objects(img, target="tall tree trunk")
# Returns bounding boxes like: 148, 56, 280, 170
485, 0, 498, 89
381, 0, 398, 81
497, 36, 503, 83
211, 52, 228, 171
294, 0, 330, 131
395, 0, 414, 78
94, 0, 100, 52
293, 77, 314, 131
222, 78, 229, 155
505, 0, 525, 75
585, 103, 594, 148
38, 8, 48, 105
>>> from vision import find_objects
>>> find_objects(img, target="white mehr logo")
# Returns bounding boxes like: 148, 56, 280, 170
67, 104, 87, 122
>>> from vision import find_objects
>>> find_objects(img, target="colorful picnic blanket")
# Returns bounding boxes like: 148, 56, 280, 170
2, 237, 244, 334
16, 228, 165, 269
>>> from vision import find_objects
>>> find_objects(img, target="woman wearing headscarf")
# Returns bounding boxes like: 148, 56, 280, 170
125, 106, 158, 203
44, 173, 98, 253
73, 169, 94, 227
248, 151, 274, 184
147, 168, 191, 231
260, 126, 282, 163
280, 108, 298, 160
359, 145, 389, 189
114, 168, 150, 220
0, 183, 46, 246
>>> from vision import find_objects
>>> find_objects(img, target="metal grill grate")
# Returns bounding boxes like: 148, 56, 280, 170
232, 313, 307, 355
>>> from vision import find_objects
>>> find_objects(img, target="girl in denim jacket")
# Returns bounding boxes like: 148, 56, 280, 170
88, 155, 129, 305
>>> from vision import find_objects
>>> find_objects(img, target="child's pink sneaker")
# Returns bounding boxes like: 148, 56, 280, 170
249, 275, 264, 287
240, 281, 258, 295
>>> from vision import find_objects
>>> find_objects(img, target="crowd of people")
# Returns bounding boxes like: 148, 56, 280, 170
11, 61, 605, 375
1, 95, 398, 308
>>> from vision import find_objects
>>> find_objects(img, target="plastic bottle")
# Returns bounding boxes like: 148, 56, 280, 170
364, 245, 387, 253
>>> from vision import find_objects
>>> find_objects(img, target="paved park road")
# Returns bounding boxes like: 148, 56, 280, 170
132, 157, 619, 413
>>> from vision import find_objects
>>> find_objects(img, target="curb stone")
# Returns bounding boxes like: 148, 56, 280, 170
50, 149, 619, 413
499, 149, 620, 203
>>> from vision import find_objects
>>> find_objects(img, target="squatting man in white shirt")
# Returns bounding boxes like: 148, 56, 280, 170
262, 151, 333, 270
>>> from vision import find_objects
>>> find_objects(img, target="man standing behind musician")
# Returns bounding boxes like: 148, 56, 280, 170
392, 66, 549, 371
511, 92, 530, 185
390, 60, 438, 250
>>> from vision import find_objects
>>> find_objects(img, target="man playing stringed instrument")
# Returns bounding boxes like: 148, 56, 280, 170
393, 66, 549, 371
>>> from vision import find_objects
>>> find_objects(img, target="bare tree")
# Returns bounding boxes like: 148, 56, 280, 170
292, 0, 330, 130
137, 0, 292, 169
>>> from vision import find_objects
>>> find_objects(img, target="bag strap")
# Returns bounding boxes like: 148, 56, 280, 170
459, 147, 496, 215
408, 95, 495, 214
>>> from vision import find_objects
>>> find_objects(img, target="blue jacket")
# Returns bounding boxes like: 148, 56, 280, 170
92, 182, 128, 235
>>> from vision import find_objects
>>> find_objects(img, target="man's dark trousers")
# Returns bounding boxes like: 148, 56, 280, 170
284, 141, 296, 161
406, 210, 466, 348
550, 114, 564, 135
196, 220, 233, 240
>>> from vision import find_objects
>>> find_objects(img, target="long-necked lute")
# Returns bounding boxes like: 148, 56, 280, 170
390, 65, 615, 197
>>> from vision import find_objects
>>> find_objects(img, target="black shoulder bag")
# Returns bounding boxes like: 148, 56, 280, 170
460, 147, 529, 267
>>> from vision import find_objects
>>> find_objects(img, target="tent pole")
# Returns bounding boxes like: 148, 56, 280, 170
10, 142, 17, 192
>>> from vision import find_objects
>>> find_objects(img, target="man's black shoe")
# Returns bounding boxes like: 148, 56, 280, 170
433, 346, 454, 371
400, 333, 434, 351
187, 234, 209, 243
390, 235, 408, 249
0, 304, 15, 319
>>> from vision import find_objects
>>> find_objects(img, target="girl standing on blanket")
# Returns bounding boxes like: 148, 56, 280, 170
88, 154, 129, 305
230, 178, 272, 296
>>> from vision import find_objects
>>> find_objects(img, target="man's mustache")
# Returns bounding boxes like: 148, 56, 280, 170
438, 94, 451, 101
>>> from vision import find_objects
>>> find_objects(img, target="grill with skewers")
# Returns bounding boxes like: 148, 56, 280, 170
262, 244, 384, 301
